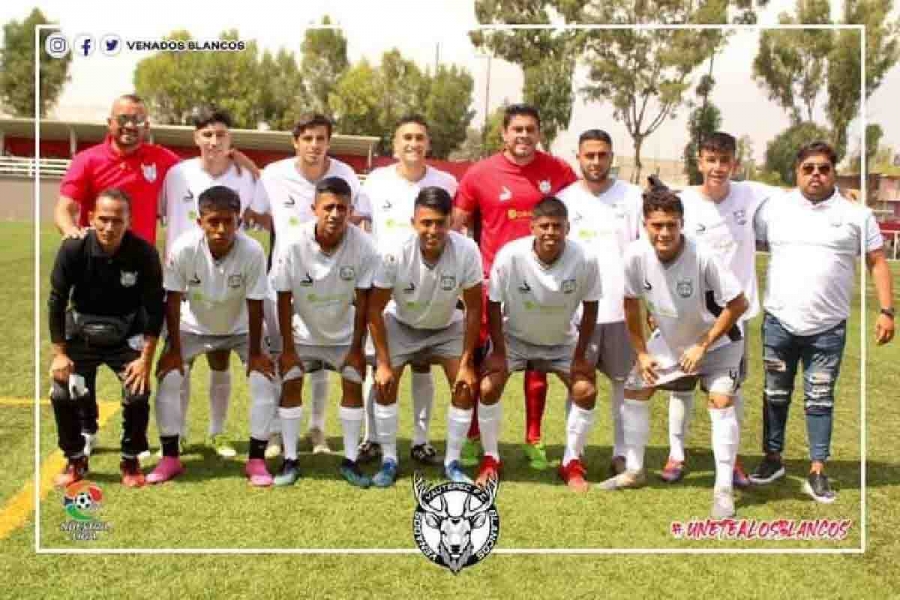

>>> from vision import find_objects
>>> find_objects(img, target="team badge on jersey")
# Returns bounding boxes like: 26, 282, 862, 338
120, 271, 138, 287
227, 274, 244, 288
339, 266, 355, 281
676, 278, 694, 298
440, 275, 456, 291
733, 209, 747, 225
141, 163, 157, 183
561, 279, 576, 294
539, 179, 551, 194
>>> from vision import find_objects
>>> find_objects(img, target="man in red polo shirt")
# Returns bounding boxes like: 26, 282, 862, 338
452, 103, 577, 479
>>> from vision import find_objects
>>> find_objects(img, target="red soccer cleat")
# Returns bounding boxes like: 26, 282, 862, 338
475, 455, 502, 488
558, 459, 590, 493
54, 456, 88, 488
120, 458, 147, 488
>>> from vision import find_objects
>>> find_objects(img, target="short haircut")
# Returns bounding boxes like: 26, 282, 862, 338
698, 131, 737, 156
95, 187, 132, 214
116, 93, 144, 106
578, 129, 613, 147
293, 113, 333, 139
193, 106, 233, 129
198, 185, 241, 215
314, 176, 352, 202
642, 188, 683, 219
414, 186, 452, 217
532, 196, 568, 220
503, 103, 541, 129
795, 140, 837, 168
396, 114, 429, 133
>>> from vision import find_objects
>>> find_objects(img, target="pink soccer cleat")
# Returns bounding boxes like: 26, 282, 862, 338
245, 458, 274, 487
146, 456, 184, 484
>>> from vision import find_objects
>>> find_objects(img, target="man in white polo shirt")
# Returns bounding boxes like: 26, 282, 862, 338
150, 186, 276, 485
358, 115, 459, 467
271, 176, 378, 488
750, 141, 894, 503
479, 197, 602, 492
598, 187, 748, 519
368, 186, 483, 485
247, 113, 372, 457
558, 129, 642, 478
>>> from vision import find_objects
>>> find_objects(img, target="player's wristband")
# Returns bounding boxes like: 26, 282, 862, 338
880, 307, 895, 319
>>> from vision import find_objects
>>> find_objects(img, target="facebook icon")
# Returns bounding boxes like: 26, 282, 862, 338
74, 34, 95, 57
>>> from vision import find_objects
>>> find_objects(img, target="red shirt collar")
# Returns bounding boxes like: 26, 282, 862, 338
103, 135, 145, 161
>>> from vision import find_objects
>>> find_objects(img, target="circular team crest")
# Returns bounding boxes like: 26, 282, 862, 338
63, 481, 103, 522
412, 474, 500, 574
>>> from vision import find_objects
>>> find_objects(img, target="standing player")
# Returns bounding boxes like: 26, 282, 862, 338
558, 129, 643, 476
368, 187, 483, 485
158, 106, 259, 459
247, 113, 372, 457
149, 186, 275, 484
358, 115, 459, 467
270, 177, 378, 487
599, 187, 748, 519
478, 198, 601, 490
452, 104, 578, 470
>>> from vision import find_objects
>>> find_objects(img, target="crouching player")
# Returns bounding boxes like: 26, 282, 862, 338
150, 186, 277, 484
367, 187, 483, 486
479, 197, 602, 491
598, 188, 748, 518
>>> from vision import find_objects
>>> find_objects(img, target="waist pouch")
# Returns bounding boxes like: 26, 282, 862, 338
69, 310, 136, 347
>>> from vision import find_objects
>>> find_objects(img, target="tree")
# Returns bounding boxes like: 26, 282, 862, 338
764, 121, 832, 185
423, 65, 475, 158
328, 59, 381, 137
682, 76, 723, 185
0, 8, 71, 117
258, 49, 305, 131
735, 134, 757, 179
300, 16, 349, 115
449, 105, 506, 161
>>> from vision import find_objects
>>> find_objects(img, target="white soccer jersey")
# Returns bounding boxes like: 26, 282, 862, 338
755, 188, 883, 336
680, 181, 777, 322
272, 220, 377, 346
489, 237, 603, 347
624, 236, 744, 355
164, 229, 269, 336
558, 179, 643, 324
364, 164, 458, 247
159, 158, 257, 261
373, 230, 482, 330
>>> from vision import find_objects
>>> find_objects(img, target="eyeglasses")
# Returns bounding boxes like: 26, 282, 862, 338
801, 163, 832, 175
113, 115, 147, 127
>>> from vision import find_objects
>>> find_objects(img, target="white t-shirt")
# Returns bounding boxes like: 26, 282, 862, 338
489, 237, 603, 347
164, 229, 269, 336
159, 158, 257, 261
755, 188, 883, 335
271, 220, 377, 346
558, 179, 643, 324
624, 236, 744, 355
364, 164, 458, 248
680, 181, 777, 322
373, 230, 482, 330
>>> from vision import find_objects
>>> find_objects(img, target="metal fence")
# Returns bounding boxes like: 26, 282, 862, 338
0, 156, 70, 178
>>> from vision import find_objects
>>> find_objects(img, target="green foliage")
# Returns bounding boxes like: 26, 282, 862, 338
764, 121, 832, 185
423, 65, 476, 158
258, 49, 304, 132
683, 101, 723, 185
300, 16, 349, 115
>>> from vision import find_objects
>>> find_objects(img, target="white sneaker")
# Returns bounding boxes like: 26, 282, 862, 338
306, 427, 330, 454
597, 469, 646, 491
82, 432, 96, 457
711, 487, 736, 519
265, 433, 283, 459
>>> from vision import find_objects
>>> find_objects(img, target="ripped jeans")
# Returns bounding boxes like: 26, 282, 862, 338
761, 313, 846, 462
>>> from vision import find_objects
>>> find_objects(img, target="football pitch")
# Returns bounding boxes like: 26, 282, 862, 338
1, 220, 898, 598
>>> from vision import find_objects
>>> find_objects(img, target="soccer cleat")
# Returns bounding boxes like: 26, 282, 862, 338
444, 460, 473, 484
120, 458, 147, 488
711, 487, 736, 519
372, 459, 399, 488
460, 437, 481, 467
207, 434, 237, 459
54, 456, 88, 488
558, 459, 590, 493
339, 458, 372, 488
597, 469, 647, 491
356, 440, 382, 464
273, 459, 302, 487
660, 458, 685, 483
410, 443, 441, 466
305, 427, 330, 454
523, 441, 550, 471
475, 455, 502, 487
732, 459, 751, 489
146, 456, 184, 484
803, 472, 836, 504
82, 432, 97, 457
245, 458, 274, 487
264, 433, 283, 460
609, 455, 627, 477
749, 456, 785, 485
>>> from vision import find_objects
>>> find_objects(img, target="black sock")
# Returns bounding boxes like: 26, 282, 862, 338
249, 438, 267, 460
161, 435, 180, 457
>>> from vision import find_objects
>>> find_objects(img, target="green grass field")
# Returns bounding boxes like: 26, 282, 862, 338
1, 220, 898, 598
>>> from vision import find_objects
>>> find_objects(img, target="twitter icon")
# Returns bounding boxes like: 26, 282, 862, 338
101, 34, 122, 56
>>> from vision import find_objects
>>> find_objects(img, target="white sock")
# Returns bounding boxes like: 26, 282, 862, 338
445, 406, 474, 466
733, 389, 745, 425
563, 404, 596, 466
208, 370, 231, 436
668, 390, 694, 462
622, 399, 650, 472
309, 369, 328, 432
362, 376, 378, 443
710, 405, 739, 490
248, 371, 276, 441
374, 402, 399, 463
477, 401, 502, 460
179, 364, 191, 438
411, 370, 435, 446
156, 370, 185, 437
610, 380, 626, 457
340, 406, 365, 462
278, 405, 303, 460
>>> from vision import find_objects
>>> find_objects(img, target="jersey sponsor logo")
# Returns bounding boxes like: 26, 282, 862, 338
561, 279, 576, 294
539, 179, 552, 194
339, 266, 356, 281
440, 275, 457, 291
182, 190, 194, 203
676, 278, 694, 298
733, 209, 747, 225
507, 209, 532, 220
188, 274, 201, 286
120, 271, 138, 287
499, 186, 512, 202
518, 280, 531, 293
141, 163, 157, 183
227, 274, 244, 288
403, 281, 417, 294
300, 272, 314, 286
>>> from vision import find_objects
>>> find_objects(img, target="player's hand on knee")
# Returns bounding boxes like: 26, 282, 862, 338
570, 355, 594, 382
123, 356, 152, 396
342, 348, 366, 382
678, 344, 706, 374
278, 350, 301, 379
483, 352, 507, 377
637, 352, 660, 385
374, 363, 396, 401
453, 363, 479, 400
49, 353, 74, 383
156, 349, 184, 380
248, 353, 275, 379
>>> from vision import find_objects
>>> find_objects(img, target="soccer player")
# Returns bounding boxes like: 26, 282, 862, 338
247, 113, 372, 457
358, 115, 459, 467
558, 129, 643, 477
478, 197, 602, 491
750, 141, 894, 503
158, 106, 259, 459
453, 103, 578, 470
598, 187, 748, 519
48, 188, 164, 487
368, 186, 483, 485
271, 176, 378, 488
149, 186, 275, 485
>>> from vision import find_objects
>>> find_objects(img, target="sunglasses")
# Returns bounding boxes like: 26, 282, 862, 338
113, 115, 147, 127
801, 163, 832, 175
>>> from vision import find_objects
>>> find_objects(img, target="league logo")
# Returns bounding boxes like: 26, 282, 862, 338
141, 163, 157, 183
339, 266, 356, 281
63, 481, 103, 522
676, 278, 694, 298
120, 271, 138, 287
412, 474, 500, 575
440, 275, 456, 291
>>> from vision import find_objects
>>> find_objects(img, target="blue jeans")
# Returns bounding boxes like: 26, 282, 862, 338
761, 313, 846, 462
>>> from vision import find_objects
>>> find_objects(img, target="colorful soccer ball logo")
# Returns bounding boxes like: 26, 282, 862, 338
63, 481, 103, 521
